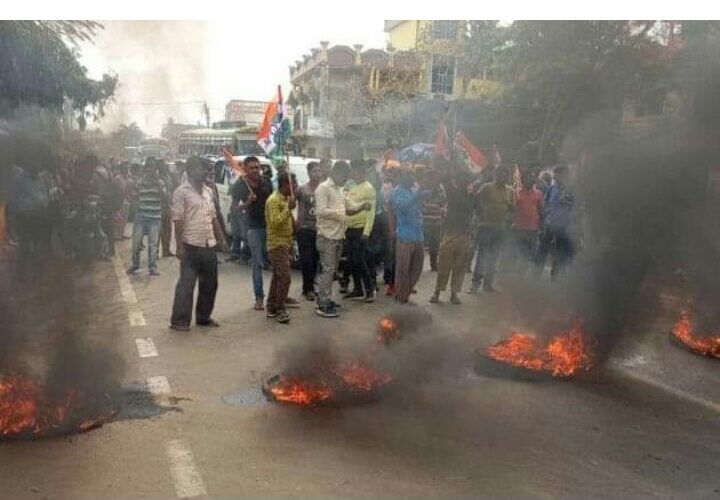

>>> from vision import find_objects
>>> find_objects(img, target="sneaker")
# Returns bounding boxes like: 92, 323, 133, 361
266, 310, 279, 318
276, 310, 290, 323
483, 285, 499, 293
254, 301, 265, 311
126, 266, 139, 275
468, 285, 479, 294
365, 290, 376, 303
316, 305, 340, 318
170, 324, 190, 332
450, 293, 462, 305
303, 291, 316, 301
149, 269, 160, 276
344, 290, 364, 300
317, 300, 342, 310
197, 319, 220, 327
429, 291, 441, 304
285, 297, 301, 309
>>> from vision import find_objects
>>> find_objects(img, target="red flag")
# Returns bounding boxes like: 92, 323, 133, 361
223, 148, 246, 177
434, 119, 450, 161
455, 130, 488, 171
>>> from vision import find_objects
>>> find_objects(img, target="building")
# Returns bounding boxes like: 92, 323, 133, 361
289, 41, 441, 158
225, 100, 267, 128
384, 20, 500, 100
287, 22, 499, 159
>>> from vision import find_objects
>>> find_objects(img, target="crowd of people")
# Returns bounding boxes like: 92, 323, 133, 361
166, 154, 579, 329
2, 143, 578, 326
2, 144, 184, 279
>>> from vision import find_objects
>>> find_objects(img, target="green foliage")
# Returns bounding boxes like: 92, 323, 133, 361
0, 21, 117, 121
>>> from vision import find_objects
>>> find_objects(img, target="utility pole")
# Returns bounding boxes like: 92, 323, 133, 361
202, 101, 210, 128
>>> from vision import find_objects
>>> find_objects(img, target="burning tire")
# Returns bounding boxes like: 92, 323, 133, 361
669, 310, 720, 359
475, 325, 595, 381
262, 373, 381, 407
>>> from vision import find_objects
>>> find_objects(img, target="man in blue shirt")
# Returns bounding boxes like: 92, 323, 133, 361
391, 169, 430, 304
536, 165, 577, 280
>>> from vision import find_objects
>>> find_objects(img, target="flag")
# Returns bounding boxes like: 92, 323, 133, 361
434, 119, 450, 161
455, 130, 488, 172
257, 85, 292, 158
222, 148, 245, 179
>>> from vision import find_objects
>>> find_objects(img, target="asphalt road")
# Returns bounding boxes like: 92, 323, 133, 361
0, 241, 718, 500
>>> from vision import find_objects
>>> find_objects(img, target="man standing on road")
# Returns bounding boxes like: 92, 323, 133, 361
296, 161, 322, 301
469, 166, 512, 293
233, 156, 273, 311
343, 160, 377, 302
314, 161, 370, 318
392, 169, 431, 304
127, 161, 165, 276
170, 157, 228, 331
422, 170, 446, 272
430, 168, 474, 305
265, 173, 298, 324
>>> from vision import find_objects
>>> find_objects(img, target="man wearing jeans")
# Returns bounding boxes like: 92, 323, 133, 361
470, 166, 512, 293
314, 161, 369, 318
232, 156, 273, 310
127, 162, 165, 276
170, 157, 228, 331
296, 161, 322, 301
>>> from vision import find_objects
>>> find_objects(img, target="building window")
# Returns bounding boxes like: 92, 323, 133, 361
432, 21, 458, 41
431, 55, 455, 95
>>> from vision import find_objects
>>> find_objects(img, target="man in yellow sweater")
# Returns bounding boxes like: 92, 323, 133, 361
264, 172, 298, 324
344, 160, 377, 302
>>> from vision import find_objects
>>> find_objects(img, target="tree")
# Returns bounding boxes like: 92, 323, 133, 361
112, 122, 146, 148
457, 21, 677, 163
0, 21, 117, 123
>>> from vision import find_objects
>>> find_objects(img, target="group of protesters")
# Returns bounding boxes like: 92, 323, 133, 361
165, 152, 579, 329
1, 139, 186, 279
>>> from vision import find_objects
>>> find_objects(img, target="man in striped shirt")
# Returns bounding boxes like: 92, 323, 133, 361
127, 160, 165, 276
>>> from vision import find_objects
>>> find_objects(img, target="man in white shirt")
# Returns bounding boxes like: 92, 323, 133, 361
170, 157, 228, 331
314, 161, 369, 318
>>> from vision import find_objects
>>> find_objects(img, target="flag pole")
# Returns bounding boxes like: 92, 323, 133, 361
278, 84, 294, 199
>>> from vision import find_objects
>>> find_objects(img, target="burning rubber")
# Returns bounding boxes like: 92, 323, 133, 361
476, 323, 595, 380
670, 310, 720, 359
0, 374, 118, 441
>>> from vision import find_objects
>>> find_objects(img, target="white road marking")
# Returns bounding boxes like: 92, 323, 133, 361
610, 364, 720, 414
147, 376, 172, 396
111, 256, 138, 304
166, 440, 207, 498
129, 310, 147, 327
135, 338, 158, 358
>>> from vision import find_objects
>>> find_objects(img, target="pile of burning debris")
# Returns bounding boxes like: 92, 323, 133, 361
263, 308, 433, 407
476, 322, 596, 381
0, 373, 117, 440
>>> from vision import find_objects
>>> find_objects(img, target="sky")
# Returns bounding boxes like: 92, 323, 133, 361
80, 20, 388, 135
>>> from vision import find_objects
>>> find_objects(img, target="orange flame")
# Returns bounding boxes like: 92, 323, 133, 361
269, 378, 333, 406
1, 375, 75, 437
671, 310, 720, 358
269, 359, 392, 406
486, 324, 594, 377
333, 360, 392, 391
377, 317, 400, 344
1, 375, 110, 438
